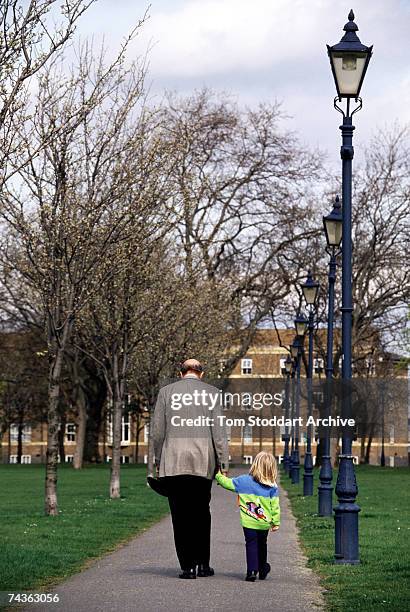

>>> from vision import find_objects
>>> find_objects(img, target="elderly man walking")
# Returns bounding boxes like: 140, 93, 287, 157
151, 358, 229, 579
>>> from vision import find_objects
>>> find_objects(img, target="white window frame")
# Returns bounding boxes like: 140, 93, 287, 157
223, 393, 232, 411
8, 455, 31, 464
10, 424, 31, 443
65, 455, 74, 463
122, 412, 130, 444
279, 357, 287, 375
65, 422, 76, 443
243, 424, 253, 443
121, 455, 130, 464
314, 358, 324, 374
241, 358, 253, 375
144, 423, 149, 443
107, 412, 131, 445
313, 390, 324, 405
243, 455, 253, 464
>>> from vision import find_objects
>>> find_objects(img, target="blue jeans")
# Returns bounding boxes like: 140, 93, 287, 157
243, 527, 269, 572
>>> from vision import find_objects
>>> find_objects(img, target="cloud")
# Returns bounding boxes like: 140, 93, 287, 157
77, 0, 410, 166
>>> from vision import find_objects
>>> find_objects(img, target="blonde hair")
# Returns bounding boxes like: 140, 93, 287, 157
249, 451, 278, 487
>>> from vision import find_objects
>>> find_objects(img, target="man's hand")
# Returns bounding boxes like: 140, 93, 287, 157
270, 525, 279, 532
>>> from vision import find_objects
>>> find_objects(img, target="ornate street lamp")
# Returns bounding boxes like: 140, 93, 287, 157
290, 339, 299, 360
318, 196, 342, 516
288, 359, 296, 481
301, 271, 320, 496
302, 271, 320, 306
282, 355, 293, 474
327, 10, 372, 565
294, 313, 308, 338
323, 195, 343, 248
327, 10, 372, 100
290, 336, 303, 485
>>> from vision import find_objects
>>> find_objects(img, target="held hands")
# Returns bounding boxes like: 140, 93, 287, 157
217, 468, 228, 476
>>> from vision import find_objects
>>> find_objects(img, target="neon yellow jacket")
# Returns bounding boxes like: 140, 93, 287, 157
216, 472, 280, 530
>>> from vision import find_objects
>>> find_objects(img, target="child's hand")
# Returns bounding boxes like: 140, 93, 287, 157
217, 468, 228, 476
270, 525, 279, 532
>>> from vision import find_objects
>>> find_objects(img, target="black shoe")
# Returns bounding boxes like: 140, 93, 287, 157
259, 562, 271, 580
179, 568, 196, 579
197, 564, 215, 577
245, 570, 258, 582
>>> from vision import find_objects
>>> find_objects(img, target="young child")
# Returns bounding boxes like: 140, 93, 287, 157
216, 451, 280, 582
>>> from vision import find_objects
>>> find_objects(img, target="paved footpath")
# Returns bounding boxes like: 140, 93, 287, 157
26, 474, 325, 612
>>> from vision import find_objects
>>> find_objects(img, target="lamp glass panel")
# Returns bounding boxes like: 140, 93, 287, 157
291, 345, 298, 358
295, 321, 307, 336
325, 218, 343, 246
303, 285, 318, 305
331, 51, 367, 95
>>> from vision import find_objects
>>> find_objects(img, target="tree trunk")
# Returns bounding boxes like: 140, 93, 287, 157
8, 426, 11, 464
147, 418, 155, 477
17, 416, 24, 464
83, 374, 106, 463
365, 434, 373, 464
109, 352, 122, 498
45, 347, 64, 515
333, 437, 340, 468
110, 396, 122, 498
360, 435, 366, 464
45, 314, 72, 516
58, 412, 66, 464
315, 438, 324, 467
73, 393, 87, 469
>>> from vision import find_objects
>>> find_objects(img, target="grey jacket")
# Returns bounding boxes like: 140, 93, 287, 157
151, 376, 229, 479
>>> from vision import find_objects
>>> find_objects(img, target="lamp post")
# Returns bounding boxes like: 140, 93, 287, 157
327, 10, 372, 564
380, 380, 386, 467
318, 195, 343, 516
289, 351, 297, 480
291, 325, 306, 485
301, 272, 320, 496
282, 355, 293, 474
290, 337, 300, 483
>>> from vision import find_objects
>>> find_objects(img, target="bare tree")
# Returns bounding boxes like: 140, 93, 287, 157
156, 90, 324, 373
0, 33, 149, 514
0, 0, 95, 179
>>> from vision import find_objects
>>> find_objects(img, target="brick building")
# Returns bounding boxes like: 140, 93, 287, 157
1, 329, 409, 466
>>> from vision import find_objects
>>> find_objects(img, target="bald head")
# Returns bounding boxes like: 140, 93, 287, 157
180, 358, 204, 378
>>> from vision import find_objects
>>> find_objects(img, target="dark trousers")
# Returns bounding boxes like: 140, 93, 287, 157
164, 475, 212, 571
243, 527, 269, 572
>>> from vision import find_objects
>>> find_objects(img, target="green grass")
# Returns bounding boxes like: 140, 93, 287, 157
281, 465, 410, 612
0, 464, 169, 593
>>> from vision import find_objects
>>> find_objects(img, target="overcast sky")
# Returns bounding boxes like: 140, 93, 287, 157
76, 0, 410, 167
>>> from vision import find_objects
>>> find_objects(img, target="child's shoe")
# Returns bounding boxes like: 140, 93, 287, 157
259, 563, 271, 580
245, 570, 258, 582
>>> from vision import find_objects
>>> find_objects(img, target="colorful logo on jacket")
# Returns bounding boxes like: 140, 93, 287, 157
243, 499, 267, 521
